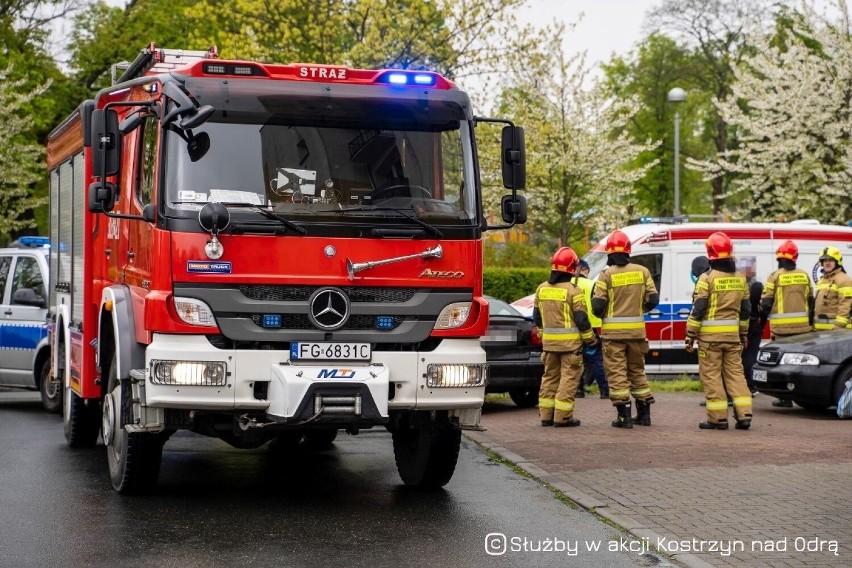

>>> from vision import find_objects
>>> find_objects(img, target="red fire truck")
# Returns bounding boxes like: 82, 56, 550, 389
47, 44, 526, 493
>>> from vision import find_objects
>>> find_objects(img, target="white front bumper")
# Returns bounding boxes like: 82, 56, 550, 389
142, 334, 486, 413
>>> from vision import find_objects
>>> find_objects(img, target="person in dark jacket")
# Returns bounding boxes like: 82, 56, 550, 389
739, 259, 766, 395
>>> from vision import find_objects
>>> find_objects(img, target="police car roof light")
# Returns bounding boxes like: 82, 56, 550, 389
14, 236, 50, 248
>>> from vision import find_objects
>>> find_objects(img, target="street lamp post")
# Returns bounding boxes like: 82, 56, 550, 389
667, 87, 686, 218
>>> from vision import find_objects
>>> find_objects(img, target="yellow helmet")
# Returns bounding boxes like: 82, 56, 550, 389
819, 246, 843, 266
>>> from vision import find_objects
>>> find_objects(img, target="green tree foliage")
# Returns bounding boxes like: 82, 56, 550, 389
601, 34, 715, 218
70, 0, 205, 93
493, 30, 660, 248
646, 0, 773, 215
483, 267, 549, 303
0, 66, 50, 245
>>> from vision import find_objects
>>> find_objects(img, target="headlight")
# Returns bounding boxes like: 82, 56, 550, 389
434, 302, 472, 329
173, 297, 216, 326
151, 360, 227, 385
779, 353, 820, 366
426, 363, 487, 387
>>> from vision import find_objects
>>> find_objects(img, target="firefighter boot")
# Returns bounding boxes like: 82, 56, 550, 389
611, 403, 634, 429
633, 399, 652, 426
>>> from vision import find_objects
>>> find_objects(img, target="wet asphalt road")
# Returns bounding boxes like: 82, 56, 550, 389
0, 391, 667, 568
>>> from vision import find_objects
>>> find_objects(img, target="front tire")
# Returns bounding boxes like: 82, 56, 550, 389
103, 355, 163, 494
392, 421, 461, 489
39, 356, 62, 413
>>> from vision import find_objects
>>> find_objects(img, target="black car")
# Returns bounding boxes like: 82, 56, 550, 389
482, 296, 543, 407
753, 329, 852, 410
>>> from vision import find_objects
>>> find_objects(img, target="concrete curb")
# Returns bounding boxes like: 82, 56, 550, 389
465, 430, 714, 568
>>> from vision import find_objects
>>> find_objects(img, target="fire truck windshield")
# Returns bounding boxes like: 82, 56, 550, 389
163, 111, 478, 231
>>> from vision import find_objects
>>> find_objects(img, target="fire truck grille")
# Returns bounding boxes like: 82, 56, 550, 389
250, 314, 404, 330
239, 285, 415, 303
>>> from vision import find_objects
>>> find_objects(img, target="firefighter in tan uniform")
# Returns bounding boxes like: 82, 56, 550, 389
534, 247, 597, 427
760, 240, 814, 408
686, 232, 753, 430
591, 230, 659, 428
813, 246, 852, 330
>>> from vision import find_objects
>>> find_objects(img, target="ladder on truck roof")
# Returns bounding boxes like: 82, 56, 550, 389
111, 42, 218, 84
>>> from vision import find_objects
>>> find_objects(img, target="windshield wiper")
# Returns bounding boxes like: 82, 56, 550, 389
219, 203, 307, 235
340, 207, 443, 238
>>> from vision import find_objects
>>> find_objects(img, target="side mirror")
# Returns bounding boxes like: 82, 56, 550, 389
13, 288, 46, 308
501, 126, 526, 190
501, 194, 527, 224
187, 132, 211, 162
88, 181, 118, 213
179, 105, 215, 130
91, 109, 121, 177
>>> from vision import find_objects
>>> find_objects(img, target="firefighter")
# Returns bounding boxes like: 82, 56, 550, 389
813, 246, 852, 330
534, 247, 597, 427
591, 230, 659, 428
685, 232, 753, 430
760, 240, 814, 408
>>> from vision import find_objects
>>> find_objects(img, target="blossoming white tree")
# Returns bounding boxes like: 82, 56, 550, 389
689, 0, 852, 224
0, 67, 49, 244
498, 33, 660, 245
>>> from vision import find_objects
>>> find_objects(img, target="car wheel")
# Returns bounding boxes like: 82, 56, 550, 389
392, 422, 461, 489
509, 388, 539, 408
39, 356, 62, 413
832, 364, 852, 408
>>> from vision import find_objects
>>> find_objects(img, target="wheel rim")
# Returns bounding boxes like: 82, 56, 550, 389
43, 365, 60, 399
102, 390, 116, 447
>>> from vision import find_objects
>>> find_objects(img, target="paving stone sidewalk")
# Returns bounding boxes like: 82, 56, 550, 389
467, 391, 851, 567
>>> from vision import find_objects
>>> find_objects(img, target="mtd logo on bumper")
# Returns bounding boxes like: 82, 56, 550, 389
187, 261, 232, 274
316, 369, 356, 379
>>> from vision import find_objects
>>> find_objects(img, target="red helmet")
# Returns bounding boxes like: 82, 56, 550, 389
551, 246, 579, 273
605, 230, 631, 255
705, 232, 733, 260
776, 240, 798, 262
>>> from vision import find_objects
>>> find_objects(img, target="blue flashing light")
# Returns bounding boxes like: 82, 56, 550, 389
16, 236, 50, 248
376, 316, 395, 330
387, 73, 408, 85
413, 73, 435, 86
262, 314, 282, 328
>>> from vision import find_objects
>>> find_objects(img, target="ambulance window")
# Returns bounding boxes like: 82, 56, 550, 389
631, 253, 663, 293
137, 115, 158, 206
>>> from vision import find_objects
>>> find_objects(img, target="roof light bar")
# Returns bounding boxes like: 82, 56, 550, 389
377, 71, 437, 87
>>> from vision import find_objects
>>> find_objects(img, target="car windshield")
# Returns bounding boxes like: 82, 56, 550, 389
487, 296, 523, 317
163, 99, 477, 228
582, 251, 609, 280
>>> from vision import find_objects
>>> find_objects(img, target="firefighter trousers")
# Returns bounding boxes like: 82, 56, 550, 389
602, 339, 653, 406
698, 341, 753, 424
539, 350, 583, 424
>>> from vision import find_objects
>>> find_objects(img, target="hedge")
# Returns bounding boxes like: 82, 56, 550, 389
483, 267, 550, 303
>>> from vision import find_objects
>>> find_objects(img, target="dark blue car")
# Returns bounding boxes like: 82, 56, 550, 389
753, 329, 852, 411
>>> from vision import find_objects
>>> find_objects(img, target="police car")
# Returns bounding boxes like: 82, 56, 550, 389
0, 237, 59, 411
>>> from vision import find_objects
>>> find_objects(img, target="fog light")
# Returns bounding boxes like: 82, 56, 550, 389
787, 383, 795, 391
151, 360, 227, 386
426, 363, 487, 387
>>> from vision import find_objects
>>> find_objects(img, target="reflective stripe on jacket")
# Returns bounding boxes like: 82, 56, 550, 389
814, 268, 852, 329
535, 281, 593, 351
592, 263, 657, 340
761, 268, 813, 336
687, 270, 749, 342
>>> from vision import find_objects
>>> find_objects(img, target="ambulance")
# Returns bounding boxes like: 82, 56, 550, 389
512, 220, 852, 375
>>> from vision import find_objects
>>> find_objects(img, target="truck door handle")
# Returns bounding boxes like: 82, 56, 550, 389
3, 309, 12, 316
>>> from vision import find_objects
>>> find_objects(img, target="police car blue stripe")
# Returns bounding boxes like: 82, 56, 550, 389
0, 324, 47, 350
